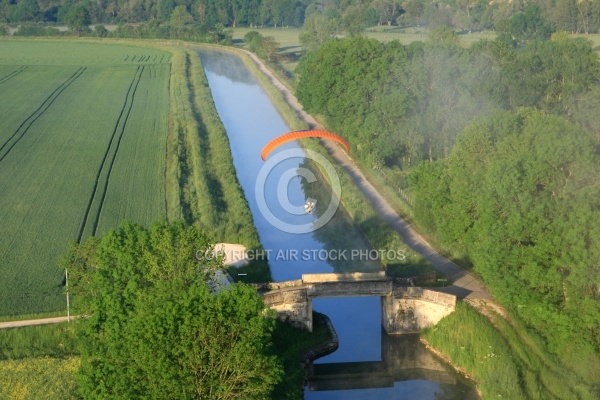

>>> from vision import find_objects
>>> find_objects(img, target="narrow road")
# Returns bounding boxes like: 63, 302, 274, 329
243, 50, 491, 301
0, 316, 70, 329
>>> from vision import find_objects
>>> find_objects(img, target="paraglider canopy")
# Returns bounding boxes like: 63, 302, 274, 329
261, 130, 350, 161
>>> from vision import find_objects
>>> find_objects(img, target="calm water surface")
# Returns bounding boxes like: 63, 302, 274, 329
198, 49, 477, 399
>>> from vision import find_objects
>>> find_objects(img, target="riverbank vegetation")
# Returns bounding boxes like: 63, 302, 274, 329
423, 301, 598, 399
61, 221, 281, 398
54, 221, 329, 399
293, 18, 600, 398
167, 45, 270, 281
272, 312, 331, 399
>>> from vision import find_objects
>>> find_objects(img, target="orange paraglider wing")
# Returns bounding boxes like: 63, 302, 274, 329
261, 130, 350, 161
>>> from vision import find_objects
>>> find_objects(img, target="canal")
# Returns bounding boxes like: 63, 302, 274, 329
198, 49, 477, 399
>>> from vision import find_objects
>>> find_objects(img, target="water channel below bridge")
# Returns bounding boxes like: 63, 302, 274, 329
198, 48, 478, 399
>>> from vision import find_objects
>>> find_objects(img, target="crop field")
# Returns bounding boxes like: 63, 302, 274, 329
0, 40, 171, 316
0, 357, 79, 399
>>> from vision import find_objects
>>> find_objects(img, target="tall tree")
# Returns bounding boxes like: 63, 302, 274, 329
299, 13, 338, 50
410, 109, 600, 360
65, 4, 91, 36
64, 221, 283, 399
509, 4, 553, 45
554, 0, 579, 33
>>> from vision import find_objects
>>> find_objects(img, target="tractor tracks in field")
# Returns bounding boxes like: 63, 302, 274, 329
76, 66, 145, 242
0, 67, 86, 164
0, 65, 28, 85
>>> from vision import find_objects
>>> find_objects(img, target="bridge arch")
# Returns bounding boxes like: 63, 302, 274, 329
261, 273, 456, 334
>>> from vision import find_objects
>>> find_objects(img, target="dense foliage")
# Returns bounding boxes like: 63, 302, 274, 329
295, 23, 600, 380
296, 30, 600, 169
412, 109, 600, 361
63, 221, 282, 399
3, 0, 600, 35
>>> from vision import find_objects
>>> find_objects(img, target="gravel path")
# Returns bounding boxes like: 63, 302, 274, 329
0, 316, 70, 329
243, 50, 491, 300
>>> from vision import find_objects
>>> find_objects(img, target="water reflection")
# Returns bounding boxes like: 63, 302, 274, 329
197, 48, 477, 399
198, 50, 258, 85
308, 331, 478, 400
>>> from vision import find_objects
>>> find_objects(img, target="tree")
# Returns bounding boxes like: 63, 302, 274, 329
341, 3, 369, 36
372, 0, 403, 26
509, 4, 553, 45
65, 4, 91, 36
299, 13, 338, 51
11, 0, 39, 22
94, 24, 108, 37
170, 4, 193, 32
63, 221, 283, 399
554, 0, 579, 33
157, 0, 175, 21
243, 30, 262, 52
259, 35, 280, 61
410, 109, 600, 361
400, 0, 425, 26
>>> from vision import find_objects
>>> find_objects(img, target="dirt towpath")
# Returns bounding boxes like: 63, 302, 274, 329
242, 50, 491, 301
0, 316, 70, 329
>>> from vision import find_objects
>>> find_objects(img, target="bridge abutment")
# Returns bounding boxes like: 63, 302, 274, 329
381, 287, 456, 334
263, 287, 313, 331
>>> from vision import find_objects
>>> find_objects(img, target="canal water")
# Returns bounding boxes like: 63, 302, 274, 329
198, 49, 477, 399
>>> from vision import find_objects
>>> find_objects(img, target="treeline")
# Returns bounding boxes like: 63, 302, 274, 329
297, 27, 600, 169
295, 24, 600, 381
2, 0, 600, 34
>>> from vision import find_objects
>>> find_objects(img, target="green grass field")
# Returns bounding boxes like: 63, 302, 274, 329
0, 40, 171, 316
0, 357, 79, 399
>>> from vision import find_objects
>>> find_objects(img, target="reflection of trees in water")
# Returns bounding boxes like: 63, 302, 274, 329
298, 158, 380, 273
309, 331, 479, 397
197, 50, 258, 85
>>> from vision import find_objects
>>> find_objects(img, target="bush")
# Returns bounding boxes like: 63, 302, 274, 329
93, 25, 108, 37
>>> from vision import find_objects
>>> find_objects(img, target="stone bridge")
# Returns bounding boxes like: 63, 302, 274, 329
261, 272, 456, 334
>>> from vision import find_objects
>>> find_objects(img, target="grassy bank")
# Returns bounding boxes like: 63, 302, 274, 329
272, 312, 331, 399
167, 47, 270, 281
0, 322, 77, 360
0, 322, 79, 399
423, 302, 599, 399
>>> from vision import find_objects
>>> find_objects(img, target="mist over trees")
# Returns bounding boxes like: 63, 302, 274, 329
295, 24, 600, 376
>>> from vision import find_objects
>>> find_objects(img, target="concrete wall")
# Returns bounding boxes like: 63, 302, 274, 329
302, 272, 386, 283
382, 287, 456, 334
263, 287, 312, 331
307, 280, 392, 297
